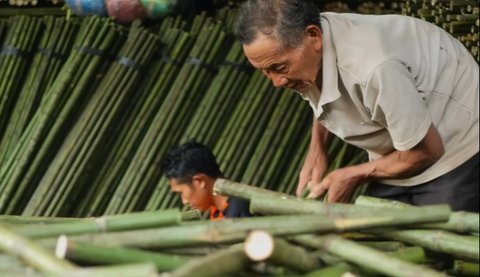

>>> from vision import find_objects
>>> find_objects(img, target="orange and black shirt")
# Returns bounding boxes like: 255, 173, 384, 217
210, 197, 253, 221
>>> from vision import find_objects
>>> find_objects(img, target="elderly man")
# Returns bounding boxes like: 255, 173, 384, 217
235, 0, 479, 211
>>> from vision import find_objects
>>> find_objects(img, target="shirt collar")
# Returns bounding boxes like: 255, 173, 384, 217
314, 16, 341, 117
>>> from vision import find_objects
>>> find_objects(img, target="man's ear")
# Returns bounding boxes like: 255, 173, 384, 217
191, 173, 210, 189
304, 24, 323, 51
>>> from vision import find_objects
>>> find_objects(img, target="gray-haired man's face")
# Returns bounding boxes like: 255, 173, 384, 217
243, 26, 323, 94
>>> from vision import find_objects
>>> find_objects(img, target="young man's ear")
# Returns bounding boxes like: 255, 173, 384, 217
191, 173, 210, 189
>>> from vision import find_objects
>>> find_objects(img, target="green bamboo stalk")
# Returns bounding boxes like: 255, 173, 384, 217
40, 211, 452, 249
0, 16, 51, 164
78, 29, 193, 217
143, 27, 227, 207
201, 63, 252, 145
295, 234, 447, 277
56, 263, 158, 277
168, 244, 248, 277
266, 98, 312, 191
17, 19, 120, 216
0, 16, 41, 148
213, 178, 295, 200
40, 26, 144, 216
104, 32, 203, 214
0, 254, 42, 276
0, 225, 76, 275
45, 28, 160, 217
369, 229, 480, 261
239, 90, 295, 185
212, 71, 262, 164
257, 95, 308, 190
146, 179, 172, 211
302, 264, 352, 277
283, 123, 312, 195
355, 195, 480, 233
1, 17, 118, 215
106, 21, 227, 214
358, 241, 406, 252
244, 230, 320, 273
56, 236, 188, 271
312, 245, 432, 276
1, 20, 79, 200
0, 215, 80, 225
126, 29, 224, 212
11, 209, 181, 238
223, 79, 280, 180
446, 260, 479, 276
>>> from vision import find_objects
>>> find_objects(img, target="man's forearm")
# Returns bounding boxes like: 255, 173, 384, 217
310, 118, 330, 154
344, 124, 444, 183
353, 149, 439, 183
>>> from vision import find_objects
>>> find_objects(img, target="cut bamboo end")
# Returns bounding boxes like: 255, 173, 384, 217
55, 235, 68, 259
244, 230, 274, 261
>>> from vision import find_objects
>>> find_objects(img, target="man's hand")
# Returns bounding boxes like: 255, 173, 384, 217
296, 118, 331, 197
307, 166, 364, 202
306, 124, 444, 202
296, 149, 328, 197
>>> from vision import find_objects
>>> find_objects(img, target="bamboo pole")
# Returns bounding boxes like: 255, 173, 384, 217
213, 178, 295, 200
250, 196, 451, 221
244, 230, 320, 273
294, 234, 447, 277
0, 225, 76, 275
446, 260, 480, 276
168, 244, 248, 277
2, 17, 119, 215
40, 210, 451, 249
11, 209, 181, 238
79, 28, 193, 217
56, 236, 188, 271
369, 229, 480, 261
0, 215, 79, 225
56, 263, 158, 277
355, 195, 480, 233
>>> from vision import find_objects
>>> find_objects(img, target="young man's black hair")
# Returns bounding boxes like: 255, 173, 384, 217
162, 141, 253, 220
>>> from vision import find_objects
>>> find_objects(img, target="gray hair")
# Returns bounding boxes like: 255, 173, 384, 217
234, 0, 321, 49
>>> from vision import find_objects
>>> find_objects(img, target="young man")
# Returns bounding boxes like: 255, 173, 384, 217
235, 0, 479, 211
162, 141, 253, 220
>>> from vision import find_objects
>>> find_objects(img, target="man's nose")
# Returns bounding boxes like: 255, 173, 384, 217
270, 74, 288, 88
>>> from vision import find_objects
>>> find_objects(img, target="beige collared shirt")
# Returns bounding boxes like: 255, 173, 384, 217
301, 12, 479, 186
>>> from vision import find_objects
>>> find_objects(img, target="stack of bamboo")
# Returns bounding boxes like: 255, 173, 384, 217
0, 183, 478, 276
0, 4, 479, 276
0, 9, 361, 218
402, 0, 479, 61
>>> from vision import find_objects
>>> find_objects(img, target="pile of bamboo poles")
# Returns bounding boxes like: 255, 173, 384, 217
1, 10, 361, 218
0, 183, 478, 276
0, 4, 478, 275
402, 0, 479, 61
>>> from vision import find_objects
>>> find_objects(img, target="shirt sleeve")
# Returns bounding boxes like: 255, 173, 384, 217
364, 60, 432, 151
224, 197, 253, 218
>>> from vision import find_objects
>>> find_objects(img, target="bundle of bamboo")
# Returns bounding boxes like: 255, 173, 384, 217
0, 5, 478, 276
0, 187, 477, 276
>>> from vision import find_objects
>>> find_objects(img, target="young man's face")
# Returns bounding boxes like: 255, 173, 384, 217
169, 177, 211, 211
243, 25, 323, 94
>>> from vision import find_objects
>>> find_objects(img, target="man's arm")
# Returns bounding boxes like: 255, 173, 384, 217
296, 117, 331, 196
308, 124, 444, 202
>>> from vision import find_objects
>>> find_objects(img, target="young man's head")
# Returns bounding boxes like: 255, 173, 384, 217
162, 141, 223, 211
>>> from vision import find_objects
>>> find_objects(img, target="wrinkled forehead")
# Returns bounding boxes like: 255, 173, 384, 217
243, 33, 286, 68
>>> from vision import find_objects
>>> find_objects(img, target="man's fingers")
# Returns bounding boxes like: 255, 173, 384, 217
296, 173, 311, 196
307, 183, 327, 199
310, 168, 323, 185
